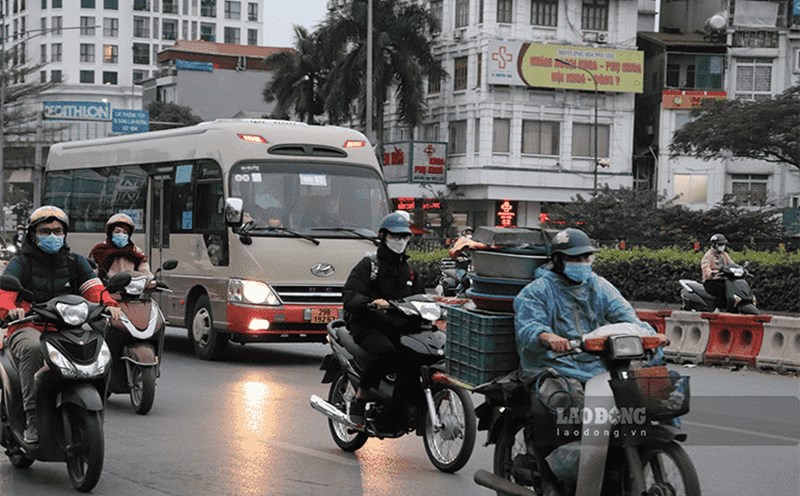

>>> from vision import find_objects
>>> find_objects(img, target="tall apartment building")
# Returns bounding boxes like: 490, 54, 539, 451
361, 0, 658, 229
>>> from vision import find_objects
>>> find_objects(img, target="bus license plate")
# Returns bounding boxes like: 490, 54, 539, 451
310, 308, 336, 324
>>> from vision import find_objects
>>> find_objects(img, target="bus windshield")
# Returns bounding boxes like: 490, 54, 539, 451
230, 162, 390, 235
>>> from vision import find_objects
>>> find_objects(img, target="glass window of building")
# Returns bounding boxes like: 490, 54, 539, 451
163, 0, 178, 13
522, 120, 560, 155
730, 174, 769, 206
247, 28, 258, 45
430, 0, 443, 34
493, 118, 511, 153
80, 43, 95, 62
200, 22, 216, 41
103, 44, 118, 63
571, 123, 609, 158
448, 120, 467, 155
39, 44, 47, 63
474, 118, 481, 153
581, 0, 608, 31
133, 69, 148, 83
81, 0, 94, 7
428, 68, 441, 94
133, 42, 149, 64
247, 2, 258, 21
51, 70, 62, 82
134, 0, 150, 11
201, 0, 216, 17
103, 18, 118, 37
735, 58, 773, 100
52, 0, 62, 7
531, 0, 558, 27
497, 0, 513, 24
163, 19, 178, 40
455, 0, 469, 28
225, 1, 240, 19
80, 70, 95, 83
224, 26, 240, 44
104, 0, 118, 9
51, 16, 62, 34
51, 43, 62, 62
673, 174, 708, 205
134, 17, 149, 37
102, 71, 118, 85
453, 56, 468, 91
80, 16, 96, 35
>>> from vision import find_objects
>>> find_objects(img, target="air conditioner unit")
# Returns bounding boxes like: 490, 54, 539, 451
582, 31, 598, 42
453, 29, 464, 41
596, 33, 608, 44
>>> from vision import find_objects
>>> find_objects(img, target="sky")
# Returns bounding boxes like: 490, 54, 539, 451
263, 0, 331, 48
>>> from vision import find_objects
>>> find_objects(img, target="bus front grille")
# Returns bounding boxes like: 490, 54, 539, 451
272, 285, 343, 305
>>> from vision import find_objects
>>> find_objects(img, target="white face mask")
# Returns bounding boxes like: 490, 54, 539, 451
385, 237, 409, 254
716, 244, 726, 252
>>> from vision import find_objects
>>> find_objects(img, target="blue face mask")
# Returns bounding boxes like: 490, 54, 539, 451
37, 234, 65, 254
112, 233, 129, 248
563, 262, 593, 283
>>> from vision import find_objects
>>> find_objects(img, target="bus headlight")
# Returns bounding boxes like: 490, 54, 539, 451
228, 279, 281, 306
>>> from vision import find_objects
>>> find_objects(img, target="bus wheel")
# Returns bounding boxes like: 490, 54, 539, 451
190, 295, 228, 360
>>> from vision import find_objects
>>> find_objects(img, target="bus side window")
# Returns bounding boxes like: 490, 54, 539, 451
195, 161, 228, 266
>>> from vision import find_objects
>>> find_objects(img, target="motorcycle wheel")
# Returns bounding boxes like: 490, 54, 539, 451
423, 385, 476, 473
9, 450, 35, 468
129, 365, 157, 415
493, 423, 540, 496
64, 406, 104, 492
616, 441, 701, 496
190, 295, 228, 361
327, 372, 368, 452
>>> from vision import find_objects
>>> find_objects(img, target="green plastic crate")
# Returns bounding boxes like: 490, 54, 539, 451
445, 306, 519, 386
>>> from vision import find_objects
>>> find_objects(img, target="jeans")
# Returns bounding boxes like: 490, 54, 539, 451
8, 327, 43, 412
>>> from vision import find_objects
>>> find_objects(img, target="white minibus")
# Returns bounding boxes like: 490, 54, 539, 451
45, 119, 390, 359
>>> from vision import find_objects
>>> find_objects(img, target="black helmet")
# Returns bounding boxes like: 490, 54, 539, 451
710, 233, 728, 245
379, 212, 412, 235
551, 228, 597, 257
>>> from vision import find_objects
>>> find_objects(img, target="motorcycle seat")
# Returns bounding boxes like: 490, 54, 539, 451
332, 325, 372, 362
679, 279, 714, 300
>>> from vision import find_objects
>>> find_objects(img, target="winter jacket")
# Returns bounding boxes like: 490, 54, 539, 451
513, 266, 655, 382
701, 248, 733, 282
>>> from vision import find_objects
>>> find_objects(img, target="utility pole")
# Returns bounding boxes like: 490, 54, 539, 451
366, 0, 373, 145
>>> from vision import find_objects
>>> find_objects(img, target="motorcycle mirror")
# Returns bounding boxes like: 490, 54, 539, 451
106, 273, 133, 294
0, 275, 34, 302
161, 259, 178, 271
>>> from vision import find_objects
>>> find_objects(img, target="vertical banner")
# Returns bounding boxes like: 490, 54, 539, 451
382, 142, 411, 183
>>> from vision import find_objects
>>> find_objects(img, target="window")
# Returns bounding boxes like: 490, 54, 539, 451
665, 54, 724, 90
531, 0, 558, 27
422, 123, 439, 141
454, 56, 468, 91
479, 0, 484, 23
42, 0, 47, 8
40, 45, 47, 63
247, 29, 258, 45
581, 0, 608, 31
448, 120, 467, 155
224, 27, 240, 44
80, 43, 95, 62
225, 1, 240, 19
730, 174, 769, 206
134, 17, 150, 37
522, 120, 560, 155
133, 43, 149, 64
183, 20, 189, 39
497, 0, 513, 24
103, 18, 118, 37
51, 69, 62, 82
247, 2, 258, 21
163, 0, 178, 13
134, 0, 150, 10
102, 71, 118, 84
163, 20, 177, 40
52, 0, 62, 6
104, 0, 118, 9
153, 18, 159, 38
428, 68, 441, 94
51, 16, 62, 34
474, 118, 481, 153
103, 44, 118, 63
455, 0, 469, 28
40, 71, 47, 83
133, 69, 148, 82
51, 43, 62, 62
493, 118, 510, 153
81, 0, 94, 6
200, 22, 215, 41
673, 174, 708, 204
735, 58, 773, 100
476, 52, 482, 87
80, 16, 96, 35
201, 0, 216, 17
571, 123, 610, 158
430, 0, 443, 34
80, 70, 95, 83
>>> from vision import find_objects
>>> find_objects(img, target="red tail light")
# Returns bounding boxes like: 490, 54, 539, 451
238, 134, 268, 144
343, 140, 366, 148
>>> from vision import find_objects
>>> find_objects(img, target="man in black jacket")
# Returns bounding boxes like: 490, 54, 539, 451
342, 212, 425, 425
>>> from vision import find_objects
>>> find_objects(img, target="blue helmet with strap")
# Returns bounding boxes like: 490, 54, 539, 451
379, 212, 412, 235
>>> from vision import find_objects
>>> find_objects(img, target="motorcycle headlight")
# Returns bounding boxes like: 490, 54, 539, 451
731, 267, 744, 277
608, 335, 645, 359
55, 301, 89, 326
124, 276, 148, 295
227, 278, 281, 306
410, 301, 442, 321
46, 342, 78, 378
45, 341, 111, 379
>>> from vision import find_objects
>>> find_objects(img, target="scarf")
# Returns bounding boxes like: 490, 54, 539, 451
89, 241, 148, 278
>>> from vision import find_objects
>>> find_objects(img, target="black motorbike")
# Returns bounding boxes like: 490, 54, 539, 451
436, 255, 472, 297
309, 294, 477, 473
0, 272, 130, 492
473, 324, 700, 496
679, 262, 758, 314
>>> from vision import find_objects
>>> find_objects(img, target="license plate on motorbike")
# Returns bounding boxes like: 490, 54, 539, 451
310, 308, 337, 324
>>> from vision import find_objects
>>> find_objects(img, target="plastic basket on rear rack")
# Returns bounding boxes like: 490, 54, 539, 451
608, 369, 690, 421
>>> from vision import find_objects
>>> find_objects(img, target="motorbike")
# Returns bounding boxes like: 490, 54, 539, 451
309, 294, 477, 473
0, 272, 130, 492
679, 262, 759, 314
436, 255, 472, 297
98, 260, 177, 415
472, 323, 700, 496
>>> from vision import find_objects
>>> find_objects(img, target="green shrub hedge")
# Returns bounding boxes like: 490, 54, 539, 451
409, 247, 800, 314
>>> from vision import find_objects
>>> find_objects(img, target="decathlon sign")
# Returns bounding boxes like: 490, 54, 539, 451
43, 101, 111, 121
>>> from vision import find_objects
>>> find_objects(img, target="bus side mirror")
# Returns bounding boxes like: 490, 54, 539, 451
225, 198, 244, 227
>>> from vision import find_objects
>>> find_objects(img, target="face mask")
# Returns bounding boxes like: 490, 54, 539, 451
385, 237, 409, 254
465, 234, 473, 239
716, 244, 726, 252
563, 262, 593, 283
112, 233, 129, 248
37, 234, 65, 254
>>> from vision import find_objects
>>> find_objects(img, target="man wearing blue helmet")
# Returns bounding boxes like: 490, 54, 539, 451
342, 212, 425, 425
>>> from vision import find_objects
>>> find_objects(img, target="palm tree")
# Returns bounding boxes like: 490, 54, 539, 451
319, 0, 445, 152
262, 26, 329, 124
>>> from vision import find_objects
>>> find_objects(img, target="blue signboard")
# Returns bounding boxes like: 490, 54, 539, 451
794, 0, 800, 16
112, 109, 150, 134
43, 101, 111, 121
175, 59, 214, 72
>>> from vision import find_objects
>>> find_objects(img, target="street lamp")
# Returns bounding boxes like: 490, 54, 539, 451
0, 23, 91, 230
556, 58, 599, 196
